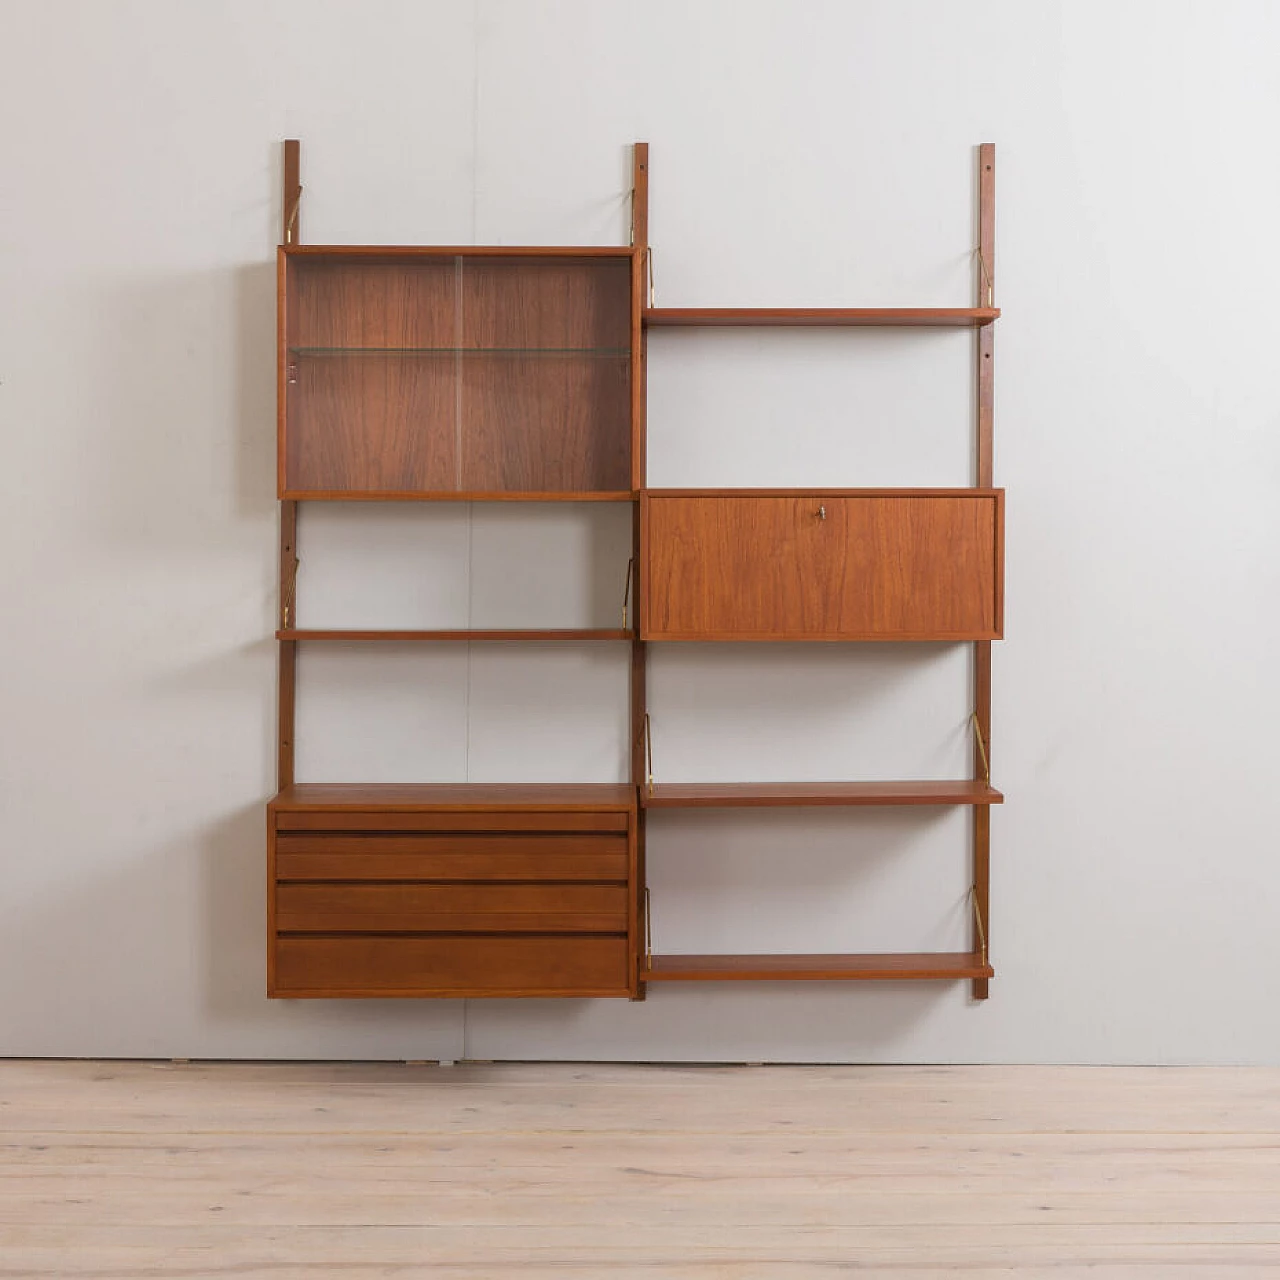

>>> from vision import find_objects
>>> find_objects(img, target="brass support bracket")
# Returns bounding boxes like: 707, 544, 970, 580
647, 248, 655, 308
622, 557, 634, 630
643, 711, 654, 796
285, 186, 303, 245
644, 886, 653, 965
975, 246, 994, 308
970, 711, 990, 784
969, 885, 988, 967
282, 555, 300, 629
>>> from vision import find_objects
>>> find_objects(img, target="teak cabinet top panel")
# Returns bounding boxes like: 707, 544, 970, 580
641, 490, 1003, 642
271, 783, 637, 812
282, 245, 635, 259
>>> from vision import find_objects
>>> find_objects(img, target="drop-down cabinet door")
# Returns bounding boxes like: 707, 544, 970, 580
641, 490, 1003, 641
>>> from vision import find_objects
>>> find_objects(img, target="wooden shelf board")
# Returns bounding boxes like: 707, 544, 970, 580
644, 487, 1001, 497
272, 783, 637, 812
643, 952, 993, 982
643, 781, 1002, 808
279, 491, 638, 503
643, 307, 999, 328
277, 629, 633, 642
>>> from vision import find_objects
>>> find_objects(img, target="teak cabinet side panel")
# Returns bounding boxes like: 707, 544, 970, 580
641, 492, 1003, 640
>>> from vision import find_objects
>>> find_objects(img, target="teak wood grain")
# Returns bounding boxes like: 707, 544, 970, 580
266, 142, 1003, 1004
274, 835, 630, 884
286, 350, 458, 493
268, 794, 637, 997
642, 491, 1003, 640
459, 351, 630, 492
279, 252, 632, 497
643, 307, 999, 328
270, 783, 636, 812
275, 812, 630, 834
273, 934, 630, 998
276, 883, 629, 934
283, 245, 634, 259
275, 629, 633, 642
643, 952, 994, 982
642, 781, 1004, 808
973, 142, 997, 1000
279, 490, 638, 503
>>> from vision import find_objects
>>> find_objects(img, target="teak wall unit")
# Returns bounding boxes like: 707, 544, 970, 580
268, 140, 1003, 1001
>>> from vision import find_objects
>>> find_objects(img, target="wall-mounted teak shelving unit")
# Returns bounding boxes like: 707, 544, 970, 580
268, 140, 1003, 1001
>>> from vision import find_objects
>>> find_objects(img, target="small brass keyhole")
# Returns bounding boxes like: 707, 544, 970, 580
817, 505, 826, 521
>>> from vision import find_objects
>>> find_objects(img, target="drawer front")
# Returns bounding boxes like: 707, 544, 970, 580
275, 810, 629, 833
274, 832, 630, 883
643, 492, 1003, 640
276, 883, 628, 933
274, 935, 630, 998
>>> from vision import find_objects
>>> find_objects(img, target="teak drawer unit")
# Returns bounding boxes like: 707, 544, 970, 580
641, 490, 1004, 641
268, 787, 638, 998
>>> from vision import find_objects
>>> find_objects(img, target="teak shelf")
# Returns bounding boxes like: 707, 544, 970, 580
642, 782, 1004, 809
642, 307, 999, 328
276, 629, 633, 643
643, 953, 995, 982
269, 140, 1002, 1002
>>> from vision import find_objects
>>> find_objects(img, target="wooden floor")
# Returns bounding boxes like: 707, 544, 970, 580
1, 1061, 1279, 1277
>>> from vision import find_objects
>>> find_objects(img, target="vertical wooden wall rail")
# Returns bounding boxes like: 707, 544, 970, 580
972, 142, 995, 1000
630, 142, 650, 996
278, 140, 302, 791
282, 139, 301, 246
278, 503, 298, 788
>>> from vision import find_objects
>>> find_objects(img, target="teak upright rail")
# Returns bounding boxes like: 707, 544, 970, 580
268, 140, 1002, 1002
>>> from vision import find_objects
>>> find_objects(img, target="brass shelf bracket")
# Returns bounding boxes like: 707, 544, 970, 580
969, 711, 990, 784
282, 555, 301, 629
968, 884, 988, 967
644, 711, 654, 796
622, 557, 634, 630
285, 186, 303, 245
644, 886, 653, 965
974, 246, 994, 308
647, 247, 655, 308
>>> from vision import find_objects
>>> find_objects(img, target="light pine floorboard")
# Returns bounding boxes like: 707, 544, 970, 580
0, 1061, 1279, 1277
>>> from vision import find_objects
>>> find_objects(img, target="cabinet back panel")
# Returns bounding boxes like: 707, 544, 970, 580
292, 260, 457, 349
286, 354, 458, 492
460, 354, 630, 491
461, 258, 631, 350
643, 492, 1002, 640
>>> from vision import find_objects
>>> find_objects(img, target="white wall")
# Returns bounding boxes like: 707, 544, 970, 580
3, 0, 1279, 1063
